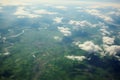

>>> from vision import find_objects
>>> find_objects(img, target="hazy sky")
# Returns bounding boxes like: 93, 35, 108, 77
0, 0, 120, 6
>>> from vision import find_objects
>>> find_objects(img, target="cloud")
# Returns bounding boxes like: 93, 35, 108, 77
103, 45, 120, 56
85, 9, 113, 22
53, 17, 63, 23
102, 36, 115, 45
14, 7, 40, 18
65, 55, 86, 61
69, 20, 91, 26
77, 41, 102, 53
69, 20, 106, 30
34, 9, 58, 15
101, 36, 120, 57
54, 6, 67, 10
69, 20, 96, 28
58, 27, 71, 36
73, 40, 120, 61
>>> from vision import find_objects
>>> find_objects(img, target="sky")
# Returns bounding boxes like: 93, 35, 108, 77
0, 0, 120, 5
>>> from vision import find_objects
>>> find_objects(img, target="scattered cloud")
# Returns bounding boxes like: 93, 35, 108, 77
103, 45, 120, 56
69, 20, 96, 29
77, 41, 102, 53
85, 9, 113, 22
69, 20, 91, 26
102, 36, 115, 45
14, 7, 40, 18
65, 55, 86, 61
53, 17, 63, 23
74, 40, 120, 61
69, 20, 106, 30
58, 27, 71, 36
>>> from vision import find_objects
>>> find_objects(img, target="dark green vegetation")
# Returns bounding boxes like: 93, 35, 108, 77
0, 4, 120, 80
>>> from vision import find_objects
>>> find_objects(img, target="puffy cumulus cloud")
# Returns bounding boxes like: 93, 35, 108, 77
53, 17, 63, 23
14, 7, 40, 18
101, 36, 120, 57
65, 55, 86, 61
102, 36, 115, 45
85, 9, 113, 22
103, 45, 120, 56
34, 9, 57, 15
73, 38, 120, 61
54, 6, 67, 10
58, 27, 71, 36
78, 41, 102, 53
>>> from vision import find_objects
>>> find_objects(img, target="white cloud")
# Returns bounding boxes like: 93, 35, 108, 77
78, 41, 102, 53
34, 9, 57, 15
101, 36, 120, 57
69, 20, 96, 29
55, 6, 67, 10
65, 55, 86, 61
14, 7, 40, 18
85, 9, 113, 22
53, 17, 63, 23
102, 36, 115, 45
58, 27, 71, 36
69, 20, 91, 27
69, 20, 106, 30
103, 45, 120, 56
